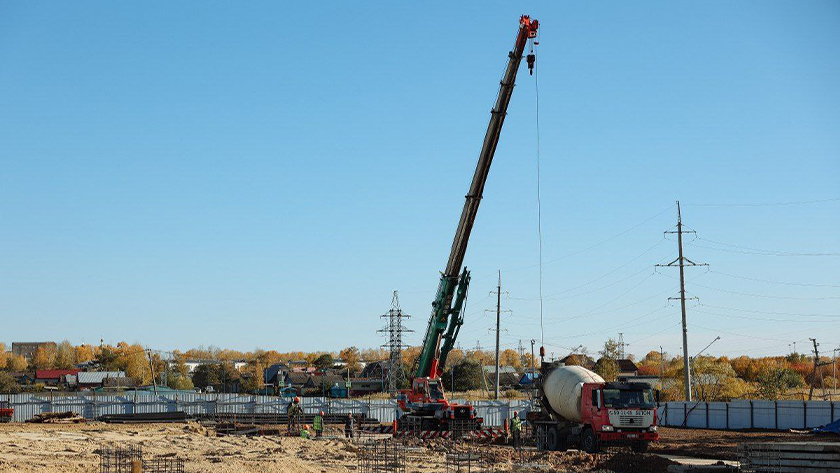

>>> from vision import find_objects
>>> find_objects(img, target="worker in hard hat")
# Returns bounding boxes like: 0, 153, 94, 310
314, 411, 324, 438
510, 411, 522, 451
287, 397, 303, 433
344, 413, 355, 439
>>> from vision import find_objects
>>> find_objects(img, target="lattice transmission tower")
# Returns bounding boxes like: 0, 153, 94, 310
379, 291, 412, 393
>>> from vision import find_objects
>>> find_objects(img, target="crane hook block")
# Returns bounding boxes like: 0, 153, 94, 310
527, 53, 536, 75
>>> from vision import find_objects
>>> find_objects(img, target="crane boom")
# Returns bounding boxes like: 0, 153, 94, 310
415, 15, 539, 380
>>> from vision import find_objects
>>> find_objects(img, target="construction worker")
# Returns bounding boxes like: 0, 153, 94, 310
344, 413, 355, 439
510, 411, 522, 451
287, 397, 302, 433
314, 411, 324, 438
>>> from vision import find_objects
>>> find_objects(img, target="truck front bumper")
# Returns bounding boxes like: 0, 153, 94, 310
598, 431, 658, 442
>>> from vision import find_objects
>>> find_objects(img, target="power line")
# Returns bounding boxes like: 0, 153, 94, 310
694, 237, 840, 257
690, 281, 840, 300
708, 270, 840, 288
501, 205, 675, 274
700, 303, 840, 318
684, 197, 840, 207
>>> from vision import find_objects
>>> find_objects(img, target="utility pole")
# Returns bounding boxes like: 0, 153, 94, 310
809, 338, 829, 400
833, 347, 839, 400
659, 346, 665, 384
495, 271, 501, 400
657, 201, 707, 402
146, 349, 158, 396
487, 271, 510, 400
530, 340, 536, 373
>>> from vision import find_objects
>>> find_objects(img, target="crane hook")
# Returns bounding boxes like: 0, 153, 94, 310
527, 53, 536, 75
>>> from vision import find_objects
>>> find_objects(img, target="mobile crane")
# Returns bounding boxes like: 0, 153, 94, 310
396, 15, 539, 432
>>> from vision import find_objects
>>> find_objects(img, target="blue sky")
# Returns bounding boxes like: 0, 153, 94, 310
1, 2, 838, 359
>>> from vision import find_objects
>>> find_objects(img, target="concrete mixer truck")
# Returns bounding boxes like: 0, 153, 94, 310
527, 363, 659, 453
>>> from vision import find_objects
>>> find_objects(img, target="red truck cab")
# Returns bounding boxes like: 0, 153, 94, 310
581, 382, 658, 452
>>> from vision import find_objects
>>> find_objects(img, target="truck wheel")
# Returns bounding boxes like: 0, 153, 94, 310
546, 426, 560, 451
631, 441, 649, 453
581, 428, 599, 454
535, 426, 546, 451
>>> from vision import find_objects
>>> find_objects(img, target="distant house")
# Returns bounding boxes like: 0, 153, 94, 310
349, 378, 384, 396
181, 359, 247, 374
12, 342, 56, 360
617, 359, 639, 377
482, 366, 521, 390
35, 370, 79, 386
263, 363, 290, 385
77, 371, 126, 389
360, 361, 388, 379
287, 372, 315, 394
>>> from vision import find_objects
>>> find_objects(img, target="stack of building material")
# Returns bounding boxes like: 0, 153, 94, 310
739, 442, 840, 473
27, 411, 86, 423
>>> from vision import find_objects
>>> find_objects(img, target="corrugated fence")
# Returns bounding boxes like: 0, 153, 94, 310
1, 393, 534, 426
657, 400, 840, 430
5, 393, 837, 430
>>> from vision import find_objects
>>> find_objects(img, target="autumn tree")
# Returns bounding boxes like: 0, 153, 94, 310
55, 340, 76, 369
442, 359, 483, 392
757, 365, 804, 400
594, 338, 621, 381
5, 354, 28, 372
75, 344, 95, 364
339, 347, 362, 375
33, 344, 57, 370
314, 354, 334, 371
0, 372, 21, 393
500, 349, 522, 370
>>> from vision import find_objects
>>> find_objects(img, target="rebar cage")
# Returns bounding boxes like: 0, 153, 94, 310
357, 440, 407, 473
99, 444, 185, 473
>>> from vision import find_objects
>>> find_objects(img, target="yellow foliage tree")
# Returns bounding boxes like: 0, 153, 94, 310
55, 340, 76, 369
500, 349, 522, 370
75, 344, 95, 364
33, 344, 57, 370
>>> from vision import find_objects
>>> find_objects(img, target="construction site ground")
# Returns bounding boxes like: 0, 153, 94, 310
0, 422, 837, 473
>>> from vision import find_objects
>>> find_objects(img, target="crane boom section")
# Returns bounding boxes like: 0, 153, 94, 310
415, 16, 538, 380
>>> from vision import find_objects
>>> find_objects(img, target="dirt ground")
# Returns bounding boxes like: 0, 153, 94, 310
0, 422, 836, 473
652, 426, 840, 460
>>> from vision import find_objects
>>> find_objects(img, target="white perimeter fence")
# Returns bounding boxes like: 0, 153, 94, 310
4, 393, 838, 430
657, 400, 840, 430
1, 392, 533, 426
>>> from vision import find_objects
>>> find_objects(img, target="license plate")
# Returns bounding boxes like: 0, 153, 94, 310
626, 434, 638, 438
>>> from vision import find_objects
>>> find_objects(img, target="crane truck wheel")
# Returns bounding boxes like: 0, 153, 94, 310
580, 428, 599, 454
546, 426, 560, 451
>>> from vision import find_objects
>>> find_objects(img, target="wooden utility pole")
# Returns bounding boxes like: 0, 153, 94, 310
809, 338, 829, 400
657, 201, 707, 402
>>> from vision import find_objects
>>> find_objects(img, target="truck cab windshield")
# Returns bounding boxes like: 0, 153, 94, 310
428, 381, 443, 400
602, 388, 654, 409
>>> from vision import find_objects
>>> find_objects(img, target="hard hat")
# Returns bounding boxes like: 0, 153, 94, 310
513, 411, 519, 417
320, 411, 325, 415
294, 397, 300, 403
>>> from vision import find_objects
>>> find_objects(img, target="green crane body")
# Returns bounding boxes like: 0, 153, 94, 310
413, 15, 539, 382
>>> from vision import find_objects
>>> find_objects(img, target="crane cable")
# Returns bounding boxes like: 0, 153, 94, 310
532, 37, 545, 352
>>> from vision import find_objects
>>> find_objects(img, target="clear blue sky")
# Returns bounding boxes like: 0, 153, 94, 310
1, 2, 838, 360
